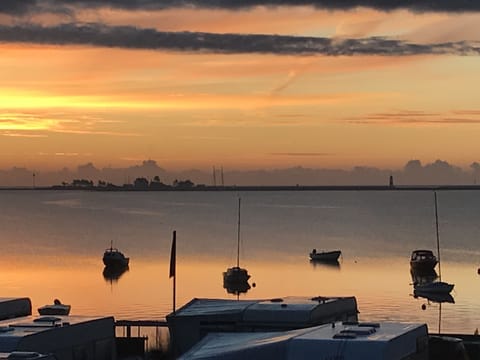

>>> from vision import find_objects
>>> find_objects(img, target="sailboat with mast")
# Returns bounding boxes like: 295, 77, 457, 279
223, 198, 251, 288
413, 192, 454, 295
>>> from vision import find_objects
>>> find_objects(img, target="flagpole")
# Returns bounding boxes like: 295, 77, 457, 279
434, 192, 441, 281
169, 230, 177, 315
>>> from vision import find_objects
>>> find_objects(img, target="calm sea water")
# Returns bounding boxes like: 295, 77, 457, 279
0, 189, 479, 336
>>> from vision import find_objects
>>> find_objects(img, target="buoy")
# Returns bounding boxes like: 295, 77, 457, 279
477, 268, 480, 275
252, 282, 256, 287
421, 304, 427, 310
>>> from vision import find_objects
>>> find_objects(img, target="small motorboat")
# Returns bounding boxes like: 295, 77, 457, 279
414, 281, 454, 294
410, 249, 437, 272
223, 266, 250, 285
38, 299, 71, 316
309, 249, 341, 262
413, 290, 455, 304
103, 242, 129, 267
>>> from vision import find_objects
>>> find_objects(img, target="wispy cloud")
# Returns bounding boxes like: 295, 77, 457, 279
1, 132, 48, 138
270, 152, 331, 156
347, 110, 480, 125
51, 128, 142, 136
0, 23, 479, 56
0, 111, 140, 137
2, 1, 480, 15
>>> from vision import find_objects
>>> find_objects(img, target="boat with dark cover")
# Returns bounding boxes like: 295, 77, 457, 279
410, 250, 437, 272
309, 249, 342, 262
103, 242, 129, 267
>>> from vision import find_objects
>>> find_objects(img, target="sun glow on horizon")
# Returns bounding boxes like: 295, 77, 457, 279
0, 5, 479, 174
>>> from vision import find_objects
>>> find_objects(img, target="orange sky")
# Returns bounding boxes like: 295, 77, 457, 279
2, 6, 480, 171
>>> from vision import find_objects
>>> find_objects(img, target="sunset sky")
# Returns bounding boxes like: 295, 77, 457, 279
2, 1, 480, 172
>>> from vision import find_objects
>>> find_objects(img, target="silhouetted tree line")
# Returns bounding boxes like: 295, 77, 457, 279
57, 176, 197, 190
71, 179, 94, 187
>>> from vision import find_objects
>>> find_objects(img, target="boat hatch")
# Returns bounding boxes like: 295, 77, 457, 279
333, 333, 357, 339
9, 321, 60, 328
339, 326, 377, 336
7, 352, 45, 359
342, 321, 380, 328
33, 317, 61, 323
311, 296, 335, 304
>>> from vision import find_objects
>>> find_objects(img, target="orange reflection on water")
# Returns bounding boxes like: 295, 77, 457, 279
0, 252, 479, 334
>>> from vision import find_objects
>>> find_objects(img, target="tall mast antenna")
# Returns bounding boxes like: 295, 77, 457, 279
237, 197, 241, 268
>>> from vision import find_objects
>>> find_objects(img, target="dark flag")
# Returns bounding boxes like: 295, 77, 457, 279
169, 230, 176, 278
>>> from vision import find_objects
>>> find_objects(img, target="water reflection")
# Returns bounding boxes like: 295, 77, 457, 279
223, 280, 251, 296
410, 268, 438, 285
310, 259, 341, 270
410, 268, 455, 303
103, 265, 129, 283
223, 271, 253, 296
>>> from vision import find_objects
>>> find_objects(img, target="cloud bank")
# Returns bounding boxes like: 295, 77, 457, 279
1, 159, 480, 187
2, 0, 480, 15
1, 23, 480, 56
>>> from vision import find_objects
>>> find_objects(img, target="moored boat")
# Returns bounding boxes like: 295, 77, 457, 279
223, 198, 251, 288
410, 250, 437, 272
413, 290, 455, 304
223, 266, 250, 285
37, 299, 71, 316
103, 242, 129, 267
309, 249, 341, 262
414, 281, 454, 294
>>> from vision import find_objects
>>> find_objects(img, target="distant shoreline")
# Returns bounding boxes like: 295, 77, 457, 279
2, 185, 480, 191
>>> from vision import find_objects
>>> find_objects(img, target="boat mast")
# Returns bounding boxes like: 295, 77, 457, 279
237, 197, 241, 268
434, 191, 442, 280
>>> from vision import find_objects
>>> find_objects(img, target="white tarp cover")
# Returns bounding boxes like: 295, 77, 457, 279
180, 321, 428, 360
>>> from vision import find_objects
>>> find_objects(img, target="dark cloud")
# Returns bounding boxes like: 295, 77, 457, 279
1, 23, 480, 56
0, 0, 36, 15
2, 0, 480, 15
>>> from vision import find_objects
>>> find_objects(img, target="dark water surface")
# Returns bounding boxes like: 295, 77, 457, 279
0, 190, 479, 334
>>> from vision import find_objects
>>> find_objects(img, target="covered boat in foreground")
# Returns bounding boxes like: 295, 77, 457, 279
180, 321, 429, 360
167, 296, 358, 356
